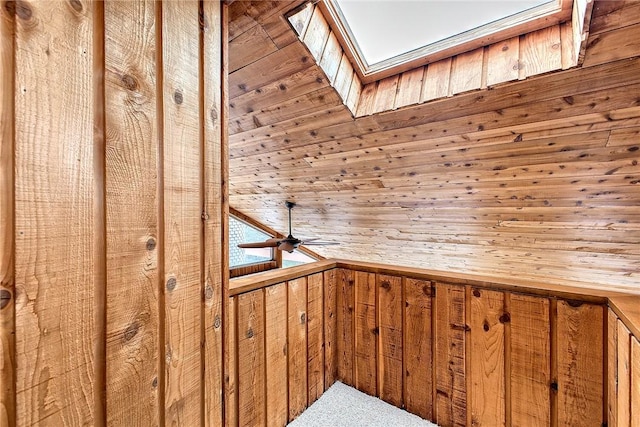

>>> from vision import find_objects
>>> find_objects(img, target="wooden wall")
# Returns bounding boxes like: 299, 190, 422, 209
0, 1, 225, 425
228, 0, 640, 295
227, 269, 337, 426
333, 266, 606, 427
228, 259, 624, 427
608, 298, 640, 427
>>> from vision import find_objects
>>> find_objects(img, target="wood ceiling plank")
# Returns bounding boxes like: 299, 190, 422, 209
319, 32, 343, 85
486, 37, 520, 87
229, 24, 278, 73
229, 41, 313, 99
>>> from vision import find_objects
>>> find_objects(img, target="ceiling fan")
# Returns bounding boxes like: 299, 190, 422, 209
237, 201, 338, 253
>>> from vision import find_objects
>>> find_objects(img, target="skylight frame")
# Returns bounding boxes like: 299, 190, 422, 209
319, 0, 574, 83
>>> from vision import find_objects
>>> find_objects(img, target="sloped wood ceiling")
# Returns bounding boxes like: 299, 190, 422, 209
228, 0, 640, 292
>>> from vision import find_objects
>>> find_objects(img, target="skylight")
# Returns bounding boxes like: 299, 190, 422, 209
335, 0, 553, 65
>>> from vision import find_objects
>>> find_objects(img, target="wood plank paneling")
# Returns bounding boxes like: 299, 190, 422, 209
450, 49, 484, 95
421, 58, 452, 102
288, 277, 308, 420
265, 283, 288, 427
14, 1, 99, 424
486, 37, 519, 87
237, 291, 265, 426
162, 2, 202, 423
104, 1, 159, 424
354, 271, 377, 396
303, 6, 330, 62
519, 25, 562, 79
469, 288, 505, 426
632, 337, 640, 427
307, 273, 325, 404
377, 274, 403, 407
608, 308, 619, 427
202, 2, 224, 425
556, 301, 604, 426
618, 320, 632, 426
510, 294, 550, 426
0, 1, 15, 424
404, 278, 433, 420
434, 282, 466, 427
226, 298, 238, 427
336, 269, 355, 385
323, 269, 338, 388
394, 67, 424, 109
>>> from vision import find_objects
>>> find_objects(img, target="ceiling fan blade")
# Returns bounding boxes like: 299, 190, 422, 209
278, 241, 296, 253
300, 240, 340, 246
238, 238, 280, 249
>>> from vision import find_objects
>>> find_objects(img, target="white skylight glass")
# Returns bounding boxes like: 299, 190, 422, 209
335, 0, 553, 65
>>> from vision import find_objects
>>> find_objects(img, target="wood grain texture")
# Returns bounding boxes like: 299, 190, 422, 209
333, 53, 354, 102
336, 268, 355, 385
354, 271, 377, 396
618, 319, 632, 426
510, 294, 550, 426
307, 273, 324, 405
302, 6, 329, 63
520, 25, 562, 79
265, 283, 288, 427
486, 37, 519, 87
323, 269, 338, 388
225, 297, 238, 427
288, 277, 308, 420
421, 57, 452, 102
434, 282, 466, 426
237, 291, 265, 426
372, 75, 399, 113
608, 308, 619, 427
377, 274, 402, 407
556, 301, 604, 426
0, 1, 15, 424
394, 67, 424, 109
14, 0, 99, 424
162, 1, 202, 424
319, 32, 342, 85
469, 288, 505, 427
104, 1, 160, 424
450, 49, 484, 95
632, 336, 640, 427
403, 278, 433, 420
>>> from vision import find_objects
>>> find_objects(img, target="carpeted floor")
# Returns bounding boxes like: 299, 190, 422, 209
287, 382, 438, 427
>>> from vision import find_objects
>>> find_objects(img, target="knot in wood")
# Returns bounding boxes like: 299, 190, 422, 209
246, 328, 254, 339
173, 90, 183, 105
499, 313, 511, 324
7, 0, 32, 20
210, 109, 218, 125
123, 322, 139, 342
204, 285, 213, 300
146, 237, 156, 251
121, 74, 138, 92
380, 280, 391, 290
483, 320, 490, 332
69, 0, 83, 13
422, 285, 430, 295
213, 315, 221, 329
201, 211, 209, 221
166, 277, 177, 292
0, 289, 12, 310
300, 312, 306, 324
473, 289, 481, 298
152, 377, 158, 388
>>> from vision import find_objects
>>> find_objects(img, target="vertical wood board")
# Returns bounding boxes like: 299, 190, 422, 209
288, 277, 308, 421
237, 291, 265, 426
265, 283, 288, 427
618, 320, 632, 427
162, 1, 202, 424
377, 274, 403, 407
307, 273, 324, 405
450, 49, 484, 95
404, 278, 433, 420
336, 269, 354, 385
556, 302, 604, 426
486, 37, 520, 87
632, 337, 640, 427
421, 58, 452, 102
354, 271, 377, 396
323, 269, 338, 388
510, 294, 550, 426
607, 308, 618, 427
434, 282, 466, 426
0, 1, 15, 425
469, 288, 505, 427
104, 1, 160, 425
14, 1, 98, 424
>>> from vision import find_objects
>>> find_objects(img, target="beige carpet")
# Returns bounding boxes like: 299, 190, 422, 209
287, 382, 438, 427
